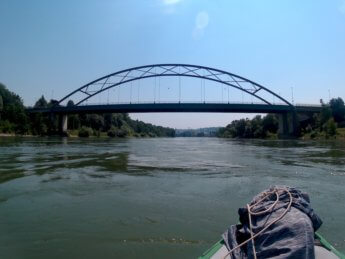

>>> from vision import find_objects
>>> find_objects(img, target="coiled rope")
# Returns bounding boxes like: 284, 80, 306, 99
223, 188, 293, 259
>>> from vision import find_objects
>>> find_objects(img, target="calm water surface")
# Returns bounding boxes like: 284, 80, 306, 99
0, 137, 344, 258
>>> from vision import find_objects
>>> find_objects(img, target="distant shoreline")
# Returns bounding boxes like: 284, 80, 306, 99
0, 133, 36, 137
1, 133, 345, 141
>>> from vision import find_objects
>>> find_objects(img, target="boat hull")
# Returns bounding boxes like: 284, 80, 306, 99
199, 232, 344, 259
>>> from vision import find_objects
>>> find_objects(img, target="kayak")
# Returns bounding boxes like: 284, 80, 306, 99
199, 232, 345, 259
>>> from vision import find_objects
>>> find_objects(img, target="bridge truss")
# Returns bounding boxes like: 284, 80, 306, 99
57, 64, 293, 107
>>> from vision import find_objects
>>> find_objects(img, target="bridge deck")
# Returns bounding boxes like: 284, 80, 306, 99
27, 103, 322, 114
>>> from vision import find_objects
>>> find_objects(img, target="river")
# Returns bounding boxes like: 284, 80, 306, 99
0, 137, 344, 258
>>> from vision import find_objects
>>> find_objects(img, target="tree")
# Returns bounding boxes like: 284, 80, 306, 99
68, 114, 80, 130
67, 100, 75, 107
0, 83, 29, 134
119, 123, 132, 137
66, 100, 80, 130
262, 114, 278, 133
104, 113, 116, 131
324, 118, 337, 136
87, 114, 104, 131
0, 83, 176, 137
107, 126, 118, 137
30, 114, 48, 135
218, 113, 279, 139
235, 119, 247, 137
317, 106, 332, 130
0, 94, 3, 120
329, 97, 345, 123
78, 126, 93, 137
48, 99, 59, 108
30, 96, 53, 135
34, 95, 48, 108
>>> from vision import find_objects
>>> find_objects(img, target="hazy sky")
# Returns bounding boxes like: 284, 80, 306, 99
0, 0, 344, 128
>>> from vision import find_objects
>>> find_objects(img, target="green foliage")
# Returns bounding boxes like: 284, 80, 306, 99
67, 114, 80, 130
0, 83, 28, 134
30, 113, 48, 135
298, 97, 345, 138
73, 111, 172, 138
0, 94, 3, 123
0, 94, 3, 112
262, 114, 279, 133
219, 114, 278, 139
67, 100, 75, 107
319, 106, 332, 128
0, 83, 175, 137
119, 123, 132, 137
78, 126, 93, 137
92, 129, 101, 137
329, 97, 345, 123
34, 95, 48, 108
0, 120, 15, 133
310, 130, 318, 139
324, 118, 337, 136
127, 118, 175, 137
107, 124, 132, 138
88, 114, 104, 131
107, 126, 118, 137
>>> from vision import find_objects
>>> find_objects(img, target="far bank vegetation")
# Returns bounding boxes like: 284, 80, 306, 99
217, 98, 345, 140
0, 83, 175, 138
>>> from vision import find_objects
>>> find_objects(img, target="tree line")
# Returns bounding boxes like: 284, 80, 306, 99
217, 114, 279, 138
0, 83, 175, 137
299, 98, 345, 138
1, 82, 344, 139
217, 98, 345, 139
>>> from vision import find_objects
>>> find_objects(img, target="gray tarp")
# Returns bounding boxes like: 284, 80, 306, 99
222, 186, 322, 259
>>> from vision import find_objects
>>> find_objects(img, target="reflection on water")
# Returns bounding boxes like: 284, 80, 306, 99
0, 137, 344, 258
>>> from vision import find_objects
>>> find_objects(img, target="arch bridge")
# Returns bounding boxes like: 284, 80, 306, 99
28, 64, 322, 137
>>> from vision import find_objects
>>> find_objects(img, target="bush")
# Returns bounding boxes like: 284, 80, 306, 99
117, 129, 127, 138
310, 131, 317, 139
107, 126, 130, 138
93, 129, 101, 137
305, 124, 313, 133
107, 126, 118, 137
0, 120, 15, 133
78, 126, 93, 137
120, 124, 131, 137
324, 118, 337, 136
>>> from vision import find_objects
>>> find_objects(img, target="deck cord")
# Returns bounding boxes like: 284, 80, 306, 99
223, 188, 293, 259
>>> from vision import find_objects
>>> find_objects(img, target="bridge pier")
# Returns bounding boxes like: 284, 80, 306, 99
59, 114, 68, 136
277, 112, 298, 138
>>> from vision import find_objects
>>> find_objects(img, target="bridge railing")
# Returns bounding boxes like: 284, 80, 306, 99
294, 103, 323, 107
76, 101, 291, 106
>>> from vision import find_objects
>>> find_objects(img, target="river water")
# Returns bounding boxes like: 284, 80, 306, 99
0, 137, 344, 258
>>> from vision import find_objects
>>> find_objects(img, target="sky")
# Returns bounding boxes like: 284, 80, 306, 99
0, 0, 344, 128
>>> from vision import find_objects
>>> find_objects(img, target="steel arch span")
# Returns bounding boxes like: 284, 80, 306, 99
57, 64, 293, 107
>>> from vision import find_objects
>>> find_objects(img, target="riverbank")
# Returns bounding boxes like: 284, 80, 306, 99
0, 133, 36, 137
0, 132, 171, 139
217, 128, 345, 141
2, 129, 345, 140
0, 133, 15, 137
301, 128, 345, 140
